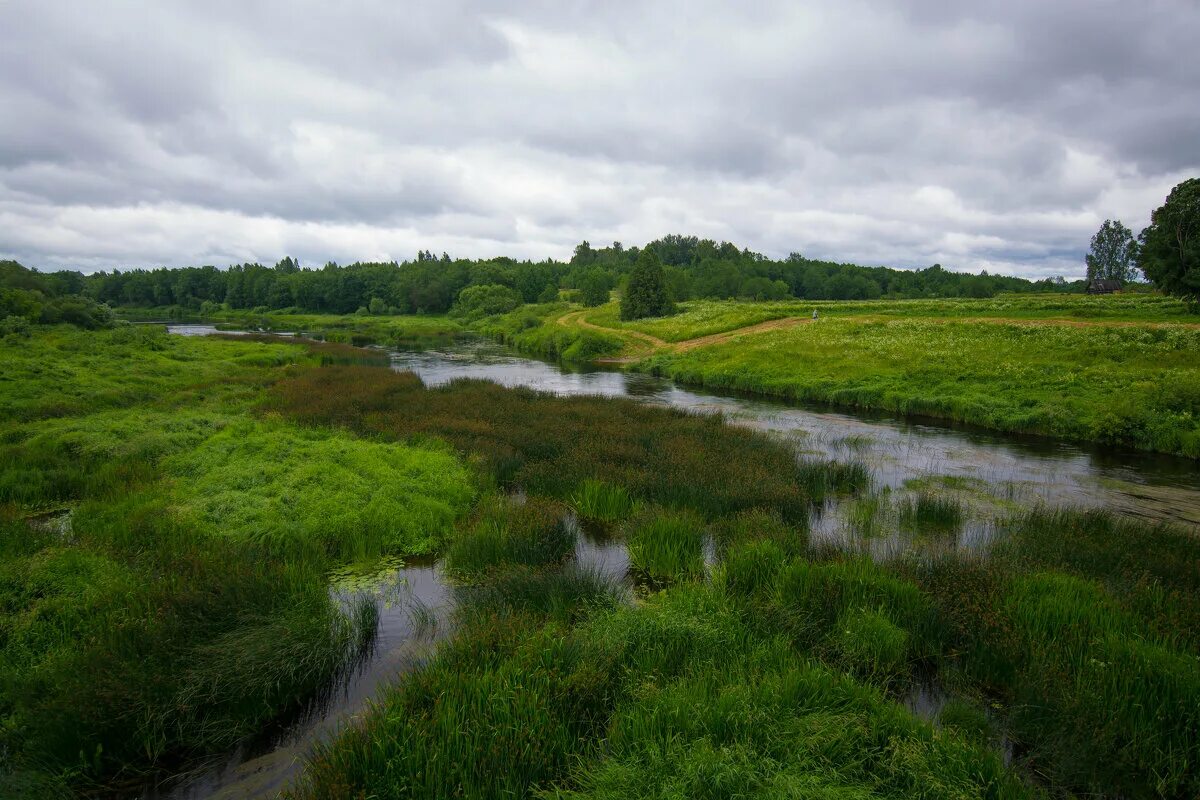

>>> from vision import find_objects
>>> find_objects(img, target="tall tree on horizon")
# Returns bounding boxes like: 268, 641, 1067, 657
1085, 219, 1138, 285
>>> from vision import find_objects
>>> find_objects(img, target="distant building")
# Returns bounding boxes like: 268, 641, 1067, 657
1087, 279, 1121, 295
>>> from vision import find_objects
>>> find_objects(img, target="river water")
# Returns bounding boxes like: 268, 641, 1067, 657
157, 328, 1199, 799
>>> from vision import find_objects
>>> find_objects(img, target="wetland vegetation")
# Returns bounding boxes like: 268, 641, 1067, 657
2, 252, 1198, 800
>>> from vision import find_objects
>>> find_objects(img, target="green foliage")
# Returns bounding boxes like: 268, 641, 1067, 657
638, 313, 1200, 457
578, 267, 612, 307
1139, 177, 1200, 301
166, 420, 475, 560
620, 249, 676, 320
624, 507, 707, 582
571, 479, 635, 522
445, 497, 572, 577
1085, 219, 1138, 285
453, 282, 523, 318
832, 607, 910, 682
898, 492, 964, 533
270, 365, 828, 521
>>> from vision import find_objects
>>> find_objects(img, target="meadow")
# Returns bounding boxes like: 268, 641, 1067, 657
3, 320, 1198, 800
519, 295, 1200, 457
585, 293, 1200, 342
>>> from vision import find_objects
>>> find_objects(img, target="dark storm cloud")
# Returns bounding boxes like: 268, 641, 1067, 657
0, 0, 1196, 277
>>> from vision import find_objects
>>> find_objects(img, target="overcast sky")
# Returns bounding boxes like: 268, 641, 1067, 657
2, 1, 1197, 278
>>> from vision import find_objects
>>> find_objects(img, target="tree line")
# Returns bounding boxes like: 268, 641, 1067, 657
74, 236, 1082, 317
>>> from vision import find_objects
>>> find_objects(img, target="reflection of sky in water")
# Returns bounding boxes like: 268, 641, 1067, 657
393, 340, 1200, 527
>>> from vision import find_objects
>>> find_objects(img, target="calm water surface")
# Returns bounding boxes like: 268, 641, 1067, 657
158, 328, 1199, 799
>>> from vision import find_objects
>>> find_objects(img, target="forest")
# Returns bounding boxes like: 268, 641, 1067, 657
70, 236, 1082, 317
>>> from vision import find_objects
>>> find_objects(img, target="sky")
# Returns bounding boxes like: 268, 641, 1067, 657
1, 1, 1197, 279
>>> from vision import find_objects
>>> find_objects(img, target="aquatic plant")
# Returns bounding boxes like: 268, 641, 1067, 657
624, 507, 707, 582
899, 492, 964, 533
268, 365, 839, 520
570, 479, 635, 523
445, 497, 573, 577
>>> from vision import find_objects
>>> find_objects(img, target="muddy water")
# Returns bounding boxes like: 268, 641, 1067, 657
160, 327, 1199, 799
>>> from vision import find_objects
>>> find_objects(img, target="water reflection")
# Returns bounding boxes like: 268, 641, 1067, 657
391, 340, 1200, 527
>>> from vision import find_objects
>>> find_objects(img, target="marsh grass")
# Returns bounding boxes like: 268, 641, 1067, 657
445, 497, 572, 577
832, 607, 910, 684
899, 492, 965, 533
571, 479, 635, 523
795, 458, 871, 501
907, 507, 1200, 798
268, 366, 851, 520
624, 507, 708, 584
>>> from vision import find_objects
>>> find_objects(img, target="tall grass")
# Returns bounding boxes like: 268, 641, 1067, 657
445, 497, 573, 577
267, 365, 856, 519
624, 507, 707, 583
899, 492, 965, 533
571, 479, 635, 523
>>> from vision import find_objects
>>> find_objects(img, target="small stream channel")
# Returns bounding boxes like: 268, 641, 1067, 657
155, 327, 1200, 799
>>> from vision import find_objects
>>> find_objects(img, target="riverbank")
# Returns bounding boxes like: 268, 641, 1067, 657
534, 297, 1200, 458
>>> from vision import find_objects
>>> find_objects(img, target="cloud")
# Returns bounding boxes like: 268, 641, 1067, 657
1, 0, 1197, 278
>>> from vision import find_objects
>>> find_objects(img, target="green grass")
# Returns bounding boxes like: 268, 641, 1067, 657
479, 302, 623, 362
166, 419, 474, 560
268, 365, 844, 521
445, 497, 572, 577
899, 492, 965, 533
587, 294, 1198, 342
638, 314, 1200, 456
0, 327, 474, 793
571, 479, 636, 522
624, 507, 707, 582
293, 581, 1032, 800
7, 322, 1199, 799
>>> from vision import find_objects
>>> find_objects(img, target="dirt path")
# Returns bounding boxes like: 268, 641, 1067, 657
556, 310, 811, 360
673, 316, 809, 351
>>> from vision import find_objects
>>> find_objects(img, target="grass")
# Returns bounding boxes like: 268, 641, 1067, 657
586, 293, 1199, 342
6, 320, 1199, 799
906, 507, 1200, 798
267, 366, 845, 521
166, 418, 474, 561
899, 492, 965, 533
637, 313, 1200, 456
624, 507, 707, 582
0, 327, 474, 793
445, 497, 573, 577
293, 581, 1033, 800
571, 479, 636, 523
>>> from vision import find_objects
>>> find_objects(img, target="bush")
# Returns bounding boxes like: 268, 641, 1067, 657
454, 284, 522, 319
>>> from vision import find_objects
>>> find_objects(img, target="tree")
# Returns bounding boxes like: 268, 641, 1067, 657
1086, 219, 1138, 285
578, 268, 612, 307
453, 283, 522, 318
620, 249, 675, 320
1138, 178, 1200, 301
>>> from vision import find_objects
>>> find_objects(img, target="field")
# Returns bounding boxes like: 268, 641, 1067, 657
2, 319, 1198, 800
541, 296, 1200, 457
